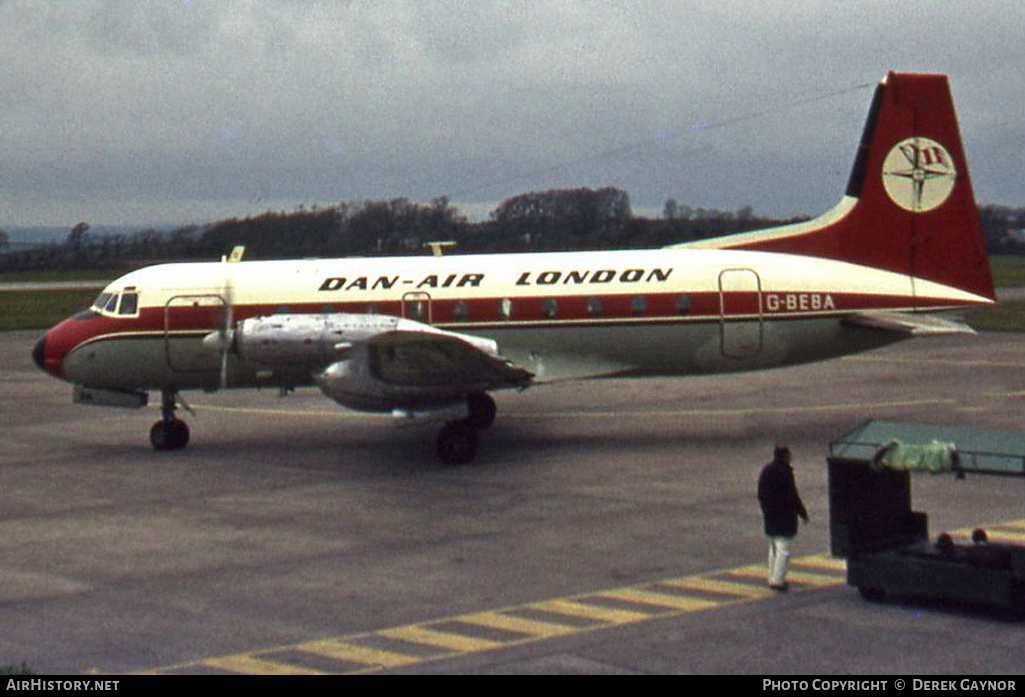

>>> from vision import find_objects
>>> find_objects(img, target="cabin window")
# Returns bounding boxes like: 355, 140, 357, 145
631, 296, 647, 317
407, 301, 426, 321
498, 298, 513, 321
104, 294, 120, 313
541, 298, 558, 319
365, 303, 379, 314
118, 292, 138, 316
676, 294, 691, 315
587, 297, 603, 318
453, 300, 469, 321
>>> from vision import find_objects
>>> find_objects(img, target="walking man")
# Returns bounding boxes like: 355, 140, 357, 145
758, 444, 809, 591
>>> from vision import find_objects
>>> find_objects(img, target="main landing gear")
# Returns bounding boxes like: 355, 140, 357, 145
144, 388, 498, 461
436, 392, 496, 465
150, 388, 190, 451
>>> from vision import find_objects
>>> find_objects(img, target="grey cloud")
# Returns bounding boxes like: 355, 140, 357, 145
2, 0, 1024, 226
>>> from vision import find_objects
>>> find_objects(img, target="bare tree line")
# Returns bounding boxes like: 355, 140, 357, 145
2, 189, 1021, 273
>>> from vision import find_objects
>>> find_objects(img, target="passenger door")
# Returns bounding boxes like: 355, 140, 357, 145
402, 291, 432, 323
718, 269, 763, 358
164, 294, 225, 372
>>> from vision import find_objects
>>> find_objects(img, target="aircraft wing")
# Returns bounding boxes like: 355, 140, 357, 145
842, 311, 977, 336
232, 313, 532, 412
367, 330, 533, 388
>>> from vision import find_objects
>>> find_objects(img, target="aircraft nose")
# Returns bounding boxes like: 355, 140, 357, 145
32, 334, 47, 372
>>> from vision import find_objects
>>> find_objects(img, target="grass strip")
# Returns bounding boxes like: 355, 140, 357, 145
0, 290, 97, 331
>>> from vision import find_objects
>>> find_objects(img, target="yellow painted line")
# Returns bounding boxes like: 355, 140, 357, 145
792, 554, 847, 572
845, 355, 1025, 369
203, 655, 325, 675
139, 548, 919, 675
949, 519, 1025, 537
190, 398, 956, 424
720, 564, 767, 581
720, 563, 841, 588
503, 398, 957, 421
458, 611, 578, 638
194, 404, 385, 420
784, 570, 845, 587
377, 626, 504, 652
945, 519, 1025, 545
296, 639, 421, 669
593, 587, 719, 612
531, 599, 652, 624
978, 530, 1025, 544
660, 576, 775, 599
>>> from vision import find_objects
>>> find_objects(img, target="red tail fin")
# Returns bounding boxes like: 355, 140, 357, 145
686, 72, 994, 300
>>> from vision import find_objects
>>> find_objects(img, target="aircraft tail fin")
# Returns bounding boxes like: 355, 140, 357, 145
672, 72, 994, 301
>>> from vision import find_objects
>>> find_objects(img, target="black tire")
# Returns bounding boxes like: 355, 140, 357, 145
150, 419, 189, 451
466, 392, 497, 430
437, 420, 478, 465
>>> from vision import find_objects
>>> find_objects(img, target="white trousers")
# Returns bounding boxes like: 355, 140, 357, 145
767, 536, 793, 586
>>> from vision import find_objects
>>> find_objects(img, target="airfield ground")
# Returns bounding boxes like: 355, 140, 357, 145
2, 329, 1024, 674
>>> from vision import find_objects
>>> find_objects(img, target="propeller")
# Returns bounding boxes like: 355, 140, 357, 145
202, 245, 244, 390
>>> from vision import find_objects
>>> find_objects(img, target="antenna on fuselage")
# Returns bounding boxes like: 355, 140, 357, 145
424, 241, 457, 257
225, 245, 246, 264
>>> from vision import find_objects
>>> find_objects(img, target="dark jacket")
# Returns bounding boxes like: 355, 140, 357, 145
758, 457, 808, 537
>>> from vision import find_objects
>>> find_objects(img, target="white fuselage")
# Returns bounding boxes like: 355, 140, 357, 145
47, 246, 988, 394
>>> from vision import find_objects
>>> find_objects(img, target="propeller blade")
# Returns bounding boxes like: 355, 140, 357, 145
217, 245, 244, 390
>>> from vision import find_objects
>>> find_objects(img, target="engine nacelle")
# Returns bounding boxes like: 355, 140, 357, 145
312, 347, 470, 412
235, 314, 397, 366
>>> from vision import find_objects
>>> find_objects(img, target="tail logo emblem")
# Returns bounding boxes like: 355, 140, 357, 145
882, 137, 957, 212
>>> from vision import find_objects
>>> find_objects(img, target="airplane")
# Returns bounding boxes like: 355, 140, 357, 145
32, 71, 995, 464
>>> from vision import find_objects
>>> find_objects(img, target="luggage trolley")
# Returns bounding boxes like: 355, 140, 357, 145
828, 420, 1025, 613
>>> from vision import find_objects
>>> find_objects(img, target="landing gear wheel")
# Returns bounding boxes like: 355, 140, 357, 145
151, 387, 190, 451
466, 392, 497, 430
437, 420, 478, 465
150, 419, 189, 451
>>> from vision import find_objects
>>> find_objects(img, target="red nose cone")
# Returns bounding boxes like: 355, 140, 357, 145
33, 334, 52, 375
32, 330, 66, 380
32, 334, 47, 372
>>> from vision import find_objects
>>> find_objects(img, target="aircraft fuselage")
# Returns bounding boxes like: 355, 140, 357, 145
36, 244, 988, 396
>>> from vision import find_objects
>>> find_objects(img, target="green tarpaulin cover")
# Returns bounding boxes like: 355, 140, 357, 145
872, 440, 958, 473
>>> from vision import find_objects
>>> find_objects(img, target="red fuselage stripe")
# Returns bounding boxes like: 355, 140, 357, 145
48, 289, 973, 363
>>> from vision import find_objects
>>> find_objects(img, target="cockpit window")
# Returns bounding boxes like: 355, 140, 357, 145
90, 290, 140, 317
92, 292, 113, 312
118, 292, 138, 316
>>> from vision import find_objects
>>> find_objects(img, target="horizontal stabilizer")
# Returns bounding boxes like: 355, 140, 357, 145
843, 311, 976, 336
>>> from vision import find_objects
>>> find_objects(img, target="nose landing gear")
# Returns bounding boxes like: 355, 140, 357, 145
150, 388, 190, 451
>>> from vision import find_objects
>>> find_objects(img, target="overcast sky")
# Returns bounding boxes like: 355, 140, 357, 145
1, 0, 1023, 228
